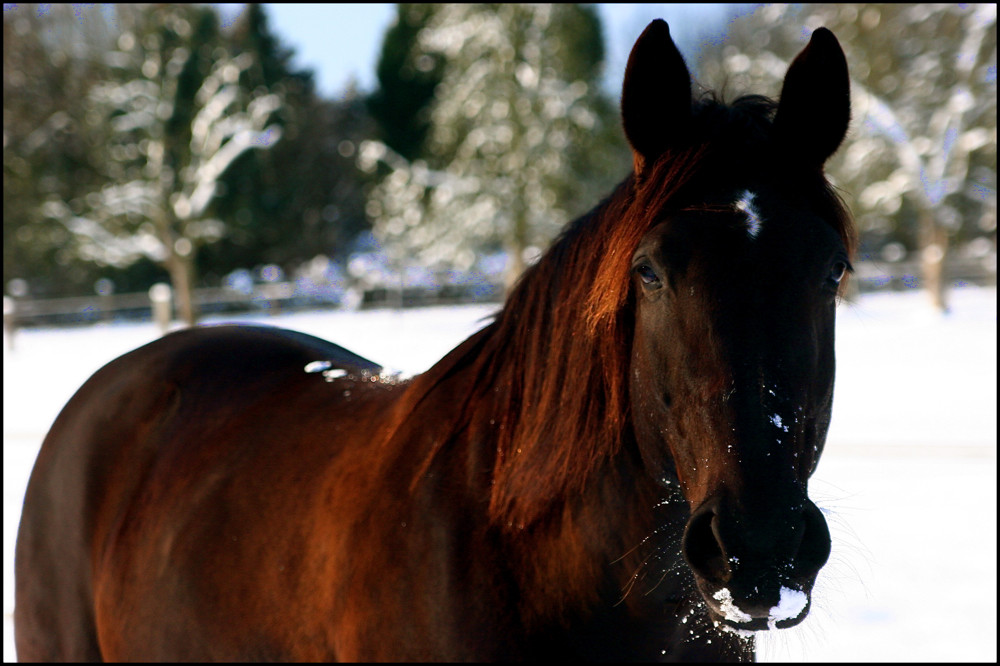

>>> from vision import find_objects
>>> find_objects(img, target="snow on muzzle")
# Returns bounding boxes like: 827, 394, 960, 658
682, 494, 831, 631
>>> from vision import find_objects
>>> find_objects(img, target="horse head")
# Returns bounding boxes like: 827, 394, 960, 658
620, 20, 852, 632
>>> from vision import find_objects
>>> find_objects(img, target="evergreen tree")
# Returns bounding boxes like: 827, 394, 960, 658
203, 4, 374, 284
367, 4, 445, 161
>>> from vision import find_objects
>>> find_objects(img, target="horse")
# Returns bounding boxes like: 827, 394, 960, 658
15, 20, 854, 661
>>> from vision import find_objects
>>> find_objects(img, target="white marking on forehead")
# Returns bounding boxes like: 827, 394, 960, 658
734, 189, 763, 239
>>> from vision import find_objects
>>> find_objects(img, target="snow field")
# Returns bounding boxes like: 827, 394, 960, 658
4, 288, 996, 661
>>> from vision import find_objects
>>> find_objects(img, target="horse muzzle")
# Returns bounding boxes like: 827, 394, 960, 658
681, 494, 831, 631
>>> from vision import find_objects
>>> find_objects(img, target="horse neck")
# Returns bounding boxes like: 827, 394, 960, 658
381, 180, 637, 508
374, 181, 679, 615
392, 333, 665, 619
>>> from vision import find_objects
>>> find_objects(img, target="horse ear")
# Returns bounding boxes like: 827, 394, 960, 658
621, 19, 692, 175
773, 27, 850, 167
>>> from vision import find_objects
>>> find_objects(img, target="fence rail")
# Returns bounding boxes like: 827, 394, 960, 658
3, 278, 505, 340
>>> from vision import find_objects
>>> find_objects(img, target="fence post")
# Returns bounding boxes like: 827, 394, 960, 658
3, 296, 16, 351
149, 283, 173, 336
96, 278, 115, 323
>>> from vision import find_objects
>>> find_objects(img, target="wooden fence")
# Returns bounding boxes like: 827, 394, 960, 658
3, 256, 995, 347
3, 278, 505, 347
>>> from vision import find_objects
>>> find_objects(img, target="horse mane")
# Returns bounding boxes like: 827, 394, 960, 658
377, 92, 856, 531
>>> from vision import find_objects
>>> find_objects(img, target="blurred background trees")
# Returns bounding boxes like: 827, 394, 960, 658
203, 3, 374, 298
366, 4, 445, 163
694, 4, 997, 312
361, 3, 629, 289
51, 4, 286, 325
4, 3, 374, 323
3, 3, 996, 321
4, 4, 116, 298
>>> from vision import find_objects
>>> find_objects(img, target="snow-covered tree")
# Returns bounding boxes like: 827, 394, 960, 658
41, 5, 282, 324
696, 4, 997, 312
361, 4, 626, 289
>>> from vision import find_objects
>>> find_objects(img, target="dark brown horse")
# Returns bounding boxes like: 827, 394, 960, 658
15, 21, 854, 661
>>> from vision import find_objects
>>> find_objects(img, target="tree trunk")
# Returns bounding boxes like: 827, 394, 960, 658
918, 207, 950, 313
153, 206, 199, 327
504, 242, 526, 294
504, 205, 529, 293
165, 248, 199, 327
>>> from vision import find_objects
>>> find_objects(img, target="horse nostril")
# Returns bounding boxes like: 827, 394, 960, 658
683, 499, 831, 587
795, 502, 831, 575
682, 503, 730, 583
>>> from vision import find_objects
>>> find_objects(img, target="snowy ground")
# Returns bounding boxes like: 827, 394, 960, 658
4, 287, 996, 662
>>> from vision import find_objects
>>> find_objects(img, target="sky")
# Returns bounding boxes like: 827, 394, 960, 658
212, 3, 749, 100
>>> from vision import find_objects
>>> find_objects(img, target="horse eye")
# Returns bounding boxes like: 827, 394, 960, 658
635, 264, 661, 286
828, 260, 848, 285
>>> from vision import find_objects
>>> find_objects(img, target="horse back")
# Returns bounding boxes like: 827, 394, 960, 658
14, 325, 391, 661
